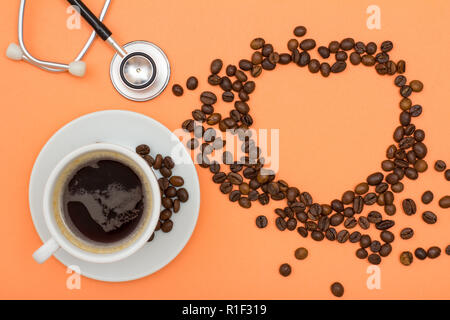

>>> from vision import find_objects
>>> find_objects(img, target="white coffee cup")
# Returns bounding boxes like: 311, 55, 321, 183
32, 143, 161, 264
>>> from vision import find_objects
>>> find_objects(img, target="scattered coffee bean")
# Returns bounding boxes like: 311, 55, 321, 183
400, 251, 413, 266
279, 263, 292, 277
256, 215, 268, 228
414, 248, 427, 260
295, 247, 308, 260
368, 254, 381, 265
422, 211, 437, 224
186, 76, 198, 90
330, 282, 344, 297
172, 84, 184, 96
438, 195, 450, 208
402, 198, 417, 215
293, 26, 307, 37
421, 191, 434, 204
427, 246, 441, 259
400, 227, 414, 240
434, 160, 446, 172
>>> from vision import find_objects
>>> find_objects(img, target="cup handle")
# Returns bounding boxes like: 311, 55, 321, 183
33, 238, 60, 264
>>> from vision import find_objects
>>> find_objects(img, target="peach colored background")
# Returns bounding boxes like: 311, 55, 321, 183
0, 0, 449, 299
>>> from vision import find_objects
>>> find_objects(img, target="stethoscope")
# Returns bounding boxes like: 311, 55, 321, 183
6, 0, 170, 102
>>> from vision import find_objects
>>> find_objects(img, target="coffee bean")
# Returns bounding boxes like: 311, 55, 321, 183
337, 230, 349, 243
295, 247, 308, 260
400, 85, 412, 98
250, 38, 265, 50
330, 282, 344, 298
222, 91, 234, 102
331, 61, 346, 73
356, 248, 368, 259
161, 220, 173, 233
355, 183, 370, 195
392, 182, 404, 193
376, 182, 389, 193
341, 191, 355, 204
208, 74, 221, 85
318, 46, 330, 58
226, 65, 237, 77
229, 190, 241, 202
414, 248, 427, 260
375, 52, 389, 64
421, 191, 434, 204
344, 217, 357, 229
354, 41, 366, 53
446, 245, 450, 256
335, 51, 348, 61
400, 228, 414, 240
368, 254, 381, 265
422, 211, 437, 224
340, 38, 355, 50
210, 59, 223, 74
361, 55, 376, 66
308, 59, 320, 73
397, 60, 406, 73
360, 235, 371, 248
298, 51, 310, 66
320, 63, 331, 77
375, 63, 387, 75
439, 196, 450, 208
380, 40, 393, 52
279, 53, 292, 64
380, 230, 395, 243
367, 211, 381, 224
384, 204, 397, 216
256, 215, 268, 228
402, 199, 417, 215
349, 231, 361, 243
276, 217, 287, 231
410, 80, 423, 92
427, 246, 441, 259
261, 44, 274, 57
349, 52, 361, 65
299, 39, 316, 51
326, 228, 337, 241
370, 240, 381, 253
293, 26, 307, 37
219, 181, 232, 194
328, 41, 340, 53
186, 76, 198, 90
379, 243, 392, 257
386, 61, 397, 75
136, 144, 151, 156
200, 91, 217, 105
386, 145, 397, 159
364, 193, 377, 205
239, 59, 253, 71
297, 227, 308, 238
172, 84, 184, 96
358, 216, 370, 230
286, 218, 297, 231
415, 160, 428, 173
279, 263, 292, 277
169, 176, 184, 187
400, 251, 413, 266
147, 233, 155, 242
434, 160, 446, 172
410, 104, 422, 117
376, 220, 395, 230
446, 170, 450, 181
311, 230, 324, 241
353, 196, 364, 214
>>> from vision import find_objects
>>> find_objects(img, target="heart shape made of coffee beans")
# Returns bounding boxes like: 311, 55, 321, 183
176, 26, 427, 267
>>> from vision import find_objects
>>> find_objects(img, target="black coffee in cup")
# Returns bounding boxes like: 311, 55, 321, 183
63, 159, 144, 243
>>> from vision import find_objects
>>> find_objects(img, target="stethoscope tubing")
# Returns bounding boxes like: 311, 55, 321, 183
17, 0, 111, 72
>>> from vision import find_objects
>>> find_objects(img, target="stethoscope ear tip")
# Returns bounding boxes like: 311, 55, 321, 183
69, 61, 87, 77
6, 43, 23, 61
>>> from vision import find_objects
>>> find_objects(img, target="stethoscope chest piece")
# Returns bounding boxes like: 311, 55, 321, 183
110, 41, 170, 102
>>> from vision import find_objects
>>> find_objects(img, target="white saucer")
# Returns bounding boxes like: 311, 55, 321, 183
29, 110, 200, 282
